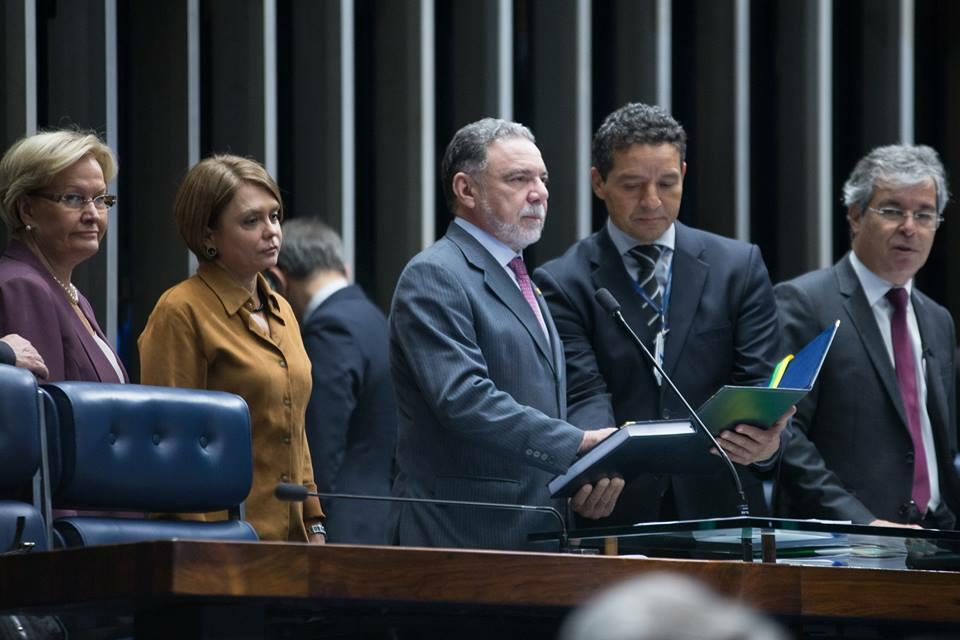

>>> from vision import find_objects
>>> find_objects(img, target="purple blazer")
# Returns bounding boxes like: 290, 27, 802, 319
0, 240, 127, 383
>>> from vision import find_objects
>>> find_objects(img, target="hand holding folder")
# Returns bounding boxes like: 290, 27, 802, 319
697, 320, 840, 435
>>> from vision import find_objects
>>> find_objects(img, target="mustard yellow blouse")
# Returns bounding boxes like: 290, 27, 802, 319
138, 261, 324, 541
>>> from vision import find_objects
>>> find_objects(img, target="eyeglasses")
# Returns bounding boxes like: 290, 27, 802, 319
32, 192, 117, 210
866, 206, 943, 230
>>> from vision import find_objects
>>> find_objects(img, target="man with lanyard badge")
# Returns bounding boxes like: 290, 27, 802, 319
534, 103, 790, 525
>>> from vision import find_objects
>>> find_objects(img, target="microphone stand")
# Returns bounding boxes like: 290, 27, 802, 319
594, 289, 752, 560
276, 485, 571, 552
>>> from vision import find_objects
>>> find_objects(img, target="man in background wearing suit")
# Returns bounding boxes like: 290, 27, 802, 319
777, 145, 960, 528
0, 333, 46, 378
270, 218, 397, 544
534, 103, 788, 525
388, 118, 624, 550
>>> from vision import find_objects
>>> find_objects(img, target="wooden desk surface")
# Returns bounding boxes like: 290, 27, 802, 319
1, 540, 958, 625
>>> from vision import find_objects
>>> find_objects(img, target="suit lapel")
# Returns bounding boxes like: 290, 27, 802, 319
447, 224, 556, 372
590, 227, 650, 339
661, 223, 707, 377
836, 256, 908, 426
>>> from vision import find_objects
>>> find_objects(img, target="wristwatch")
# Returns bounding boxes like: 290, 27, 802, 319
308, 522, 327, 537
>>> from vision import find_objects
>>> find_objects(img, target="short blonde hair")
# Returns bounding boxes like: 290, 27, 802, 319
0, 129, 117, 235
175, 154, 284, 261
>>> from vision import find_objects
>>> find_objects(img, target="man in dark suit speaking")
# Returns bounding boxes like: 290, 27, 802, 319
533, 103, 788, 525
777, 145, 960, 528
388, 118, 624, 550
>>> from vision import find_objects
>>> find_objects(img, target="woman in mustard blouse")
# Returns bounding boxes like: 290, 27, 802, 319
139, 155, 325, 542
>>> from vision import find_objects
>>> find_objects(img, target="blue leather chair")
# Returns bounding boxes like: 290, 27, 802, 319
42, 382, 258, 547
0, 364, 49, 553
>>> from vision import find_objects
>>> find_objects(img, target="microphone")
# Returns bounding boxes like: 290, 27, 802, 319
274, 483, 570, 550
594, 288, 750, 517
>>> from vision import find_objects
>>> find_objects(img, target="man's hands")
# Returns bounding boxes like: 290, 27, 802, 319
712, 406, 795, 465
1, 334, 48, 380
572, 427, 625, 519
577, 426, 617, 453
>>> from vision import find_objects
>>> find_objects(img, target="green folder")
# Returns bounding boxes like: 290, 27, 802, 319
697, 320, 840, 435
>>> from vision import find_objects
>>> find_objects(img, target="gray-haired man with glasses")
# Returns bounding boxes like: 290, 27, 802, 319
776, 144, 960, 528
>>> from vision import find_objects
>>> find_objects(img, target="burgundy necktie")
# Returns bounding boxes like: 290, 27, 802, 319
885, 287, 931, 513
507, 256, 548, 339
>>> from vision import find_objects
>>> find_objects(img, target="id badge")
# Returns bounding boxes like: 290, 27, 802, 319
652, 328, 668, 386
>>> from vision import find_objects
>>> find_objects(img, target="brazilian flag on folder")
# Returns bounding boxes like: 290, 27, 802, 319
697, 320, 840, 435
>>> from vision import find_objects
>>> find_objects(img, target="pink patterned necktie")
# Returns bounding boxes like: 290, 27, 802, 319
507, 256, 548, 340
886, 287, 931, 513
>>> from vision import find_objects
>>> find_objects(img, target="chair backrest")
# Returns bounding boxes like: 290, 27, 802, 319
43, 382, 258, 546
0, 364, 48, 552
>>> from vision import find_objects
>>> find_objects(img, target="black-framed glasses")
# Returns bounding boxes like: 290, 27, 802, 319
866, 206, 943, 230
32, 192, 117, 210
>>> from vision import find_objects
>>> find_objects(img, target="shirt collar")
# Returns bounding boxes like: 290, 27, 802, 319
197, 261, 282, 319
606, 218, 676, 256
848, 251, 913, 308
454, 217, 522, 266
303, 276, 350, 321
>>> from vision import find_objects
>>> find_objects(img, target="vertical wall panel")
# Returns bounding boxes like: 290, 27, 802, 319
119, 0, 197, 379
519, 0, 587, 267
1, 0, 37, 149
279, 1, 346, 231
673, 0, 737, 238
436, 0, 510, 239
915, 0, 960, 323
39, 0, 112, 336
202, 0, 266, 160
591, 0, 663, 231
1, 0, 37, 251
734, 0, 750, 242
356, 0, 432, 310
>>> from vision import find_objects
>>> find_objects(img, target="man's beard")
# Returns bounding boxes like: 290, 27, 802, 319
478, 200, 546, 251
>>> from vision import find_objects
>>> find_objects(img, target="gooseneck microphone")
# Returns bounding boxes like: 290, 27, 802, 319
274, 483, 570, 550
594, 288, 750, 517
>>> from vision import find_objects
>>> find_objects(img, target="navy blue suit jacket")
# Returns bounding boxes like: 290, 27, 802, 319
534, 221, 779, 523
301, 284, 398, 544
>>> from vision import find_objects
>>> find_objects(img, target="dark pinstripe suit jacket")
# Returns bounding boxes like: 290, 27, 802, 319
387, 222, 582, 550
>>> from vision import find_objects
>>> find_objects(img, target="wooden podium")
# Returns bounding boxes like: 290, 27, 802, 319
1, 540, 959, 638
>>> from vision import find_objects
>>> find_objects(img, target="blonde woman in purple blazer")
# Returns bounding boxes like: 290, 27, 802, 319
0, 130, 126, 384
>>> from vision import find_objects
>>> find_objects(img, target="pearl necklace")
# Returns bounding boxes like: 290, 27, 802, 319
50, 273, 79, 306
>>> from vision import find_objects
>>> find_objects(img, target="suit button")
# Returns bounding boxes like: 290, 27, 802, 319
663, 410, 671, 419
281, 473, 289, 482
533, 451, 541, 458
283, 436, 291, 445
279, 359, 287, 368
905, 450, 915, 464
283, 397, 292, 407
526, 448, 533, 456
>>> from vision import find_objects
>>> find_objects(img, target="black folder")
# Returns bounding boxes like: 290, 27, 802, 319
548, 420, 721, 498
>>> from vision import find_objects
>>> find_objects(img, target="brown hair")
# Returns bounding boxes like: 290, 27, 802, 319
174, 154, 283, 261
